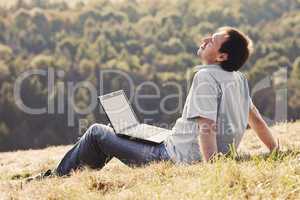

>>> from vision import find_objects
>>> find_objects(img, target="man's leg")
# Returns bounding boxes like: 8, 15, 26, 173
55, 123, 170, 176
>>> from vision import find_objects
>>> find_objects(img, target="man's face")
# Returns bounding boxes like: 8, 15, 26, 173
197, 31, 229, 64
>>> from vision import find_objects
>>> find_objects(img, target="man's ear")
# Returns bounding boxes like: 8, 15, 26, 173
216, 53, 228, 62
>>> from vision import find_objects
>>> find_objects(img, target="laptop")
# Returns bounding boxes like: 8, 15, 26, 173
98, 90, 171, 143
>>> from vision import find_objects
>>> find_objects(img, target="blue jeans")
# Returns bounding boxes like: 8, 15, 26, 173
55, 123, 171, 176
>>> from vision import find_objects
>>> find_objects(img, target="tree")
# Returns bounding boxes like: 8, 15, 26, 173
0, 44, 13, 62
58, 37, 80, 80
291, 57, 300, 80
0, 19, 6, 42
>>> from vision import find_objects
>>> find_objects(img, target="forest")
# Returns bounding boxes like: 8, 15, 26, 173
0, 0, 299, 151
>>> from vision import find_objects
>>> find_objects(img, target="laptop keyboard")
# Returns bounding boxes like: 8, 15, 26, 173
124, 124, 169, 138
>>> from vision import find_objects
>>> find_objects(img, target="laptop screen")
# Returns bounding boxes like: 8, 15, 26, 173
99, 91, 139, 133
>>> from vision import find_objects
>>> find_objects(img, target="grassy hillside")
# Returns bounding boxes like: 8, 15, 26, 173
0, 0, 299, 151
0, 0, 90, 8
0, 121, 300, 199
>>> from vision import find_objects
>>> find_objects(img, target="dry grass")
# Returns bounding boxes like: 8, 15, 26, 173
1, 121, 300, 200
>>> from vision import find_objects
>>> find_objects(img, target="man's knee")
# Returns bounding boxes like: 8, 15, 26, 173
86, 123, 111, 141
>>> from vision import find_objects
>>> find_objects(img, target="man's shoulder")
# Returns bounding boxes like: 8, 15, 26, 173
194, 65, 228, 79
192, 66, 223, 87
195, 65, 249, 83
193, 65, 216, 79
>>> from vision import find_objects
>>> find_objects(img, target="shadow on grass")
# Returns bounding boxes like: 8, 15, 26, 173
11, 172, 31, 180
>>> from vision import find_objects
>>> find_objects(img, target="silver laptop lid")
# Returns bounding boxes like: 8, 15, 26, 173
99, 90, 139, 133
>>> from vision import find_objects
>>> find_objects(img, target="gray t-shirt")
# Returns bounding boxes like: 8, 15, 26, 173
164, 64, 251, 163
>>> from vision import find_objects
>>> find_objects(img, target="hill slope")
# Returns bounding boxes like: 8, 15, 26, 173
0, 0, 89, 8
0, 121, 300, 200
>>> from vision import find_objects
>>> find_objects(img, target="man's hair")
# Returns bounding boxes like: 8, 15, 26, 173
217, 27, 253, 72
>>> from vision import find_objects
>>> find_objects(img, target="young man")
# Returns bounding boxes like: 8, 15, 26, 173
27, 27, 277, 180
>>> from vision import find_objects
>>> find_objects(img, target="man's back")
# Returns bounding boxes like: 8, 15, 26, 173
203, 65, 251, 153
164, 64, 251, 163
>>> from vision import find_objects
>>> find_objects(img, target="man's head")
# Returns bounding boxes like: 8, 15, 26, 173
197, 26, 253, 71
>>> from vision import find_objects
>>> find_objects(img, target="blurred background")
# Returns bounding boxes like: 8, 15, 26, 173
0, 0, 299, 151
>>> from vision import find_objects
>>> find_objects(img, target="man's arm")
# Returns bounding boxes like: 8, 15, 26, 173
197, 117, 218, 162
248, 104, 278, 151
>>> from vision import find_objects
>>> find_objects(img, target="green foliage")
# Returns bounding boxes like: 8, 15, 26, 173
0, 44, 13, 62
0, 0, 299, 151
292, 57, 300, 80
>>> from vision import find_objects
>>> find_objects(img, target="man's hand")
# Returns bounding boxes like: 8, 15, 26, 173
248, 104, 278, 152
197, 117, 218, 162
